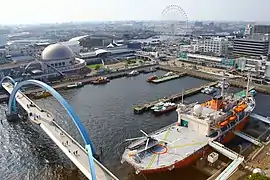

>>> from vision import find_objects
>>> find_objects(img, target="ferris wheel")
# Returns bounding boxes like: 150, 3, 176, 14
161, 5, 189, 37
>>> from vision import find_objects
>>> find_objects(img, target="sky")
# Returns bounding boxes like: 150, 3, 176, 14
0, 0, 270, 24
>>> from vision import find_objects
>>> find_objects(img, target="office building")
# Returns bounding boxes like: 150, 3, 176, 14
203, 37, 228, 56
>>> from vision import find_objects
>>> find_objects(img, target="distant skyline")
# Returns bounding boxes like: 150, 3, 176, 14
1, 0, 270, 24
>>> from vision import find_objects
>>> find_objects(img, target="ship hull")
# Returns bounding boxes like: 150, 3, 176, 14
137, 116, 249, 174
153, 106, 177, 116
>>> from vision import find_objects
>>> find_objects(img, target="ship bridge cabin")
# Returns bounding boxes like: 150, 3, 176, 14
177, 104, 228, 137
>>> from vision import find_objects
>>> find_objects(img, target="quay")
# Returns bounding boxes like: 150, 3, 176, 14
0, 64, 157, 103
149, 72, 187, 84
157, 65, 270, 94
133, 81, 218, 114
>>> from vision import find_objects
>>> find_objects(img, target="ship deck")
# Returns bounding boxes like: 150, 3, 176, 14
123, 124, 210, 170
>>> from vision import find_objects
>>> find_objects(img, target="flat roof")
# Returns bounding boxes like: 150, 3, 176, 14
79, 48, 135, 58
187, 53, 222, 62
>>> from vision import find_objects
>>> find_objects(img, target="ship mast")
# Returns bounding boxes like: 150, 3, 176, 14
221, 72, 226, 97
246, 72, 251, 98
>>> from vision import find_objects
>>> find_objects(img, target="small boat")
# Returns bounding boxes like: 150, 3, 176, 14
201, 86, 216, 94
152, 102, 177, 115
127, 70, 139, 77
151, 102, 165, 110
142, 67, 156, 74
216, 81, 229, 89
163, 72, 175, 77
91, 76, 110, 85
147, 75, 157, 82
30, 91, 51, 99
66, 82, 84, 89
249, 89, 256, 96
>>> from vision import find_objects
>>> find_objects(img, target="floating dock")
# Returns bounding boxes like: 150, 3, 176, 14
150, 72, 186, 84
133, 81, 218, 114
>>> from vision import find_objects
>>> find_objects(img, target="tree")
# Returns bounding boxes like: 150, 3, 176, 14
247, 173, 269, 180
94, 64, 101, 70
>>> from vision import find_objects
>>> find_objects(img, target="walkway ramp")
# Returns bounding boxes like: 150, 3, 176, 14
215, 156, 244, 180
2, 82, 119, 180
250, 113, 270, 124
209, 141, 244, 180
234, 131, 262, 146
209, 141, 238, 160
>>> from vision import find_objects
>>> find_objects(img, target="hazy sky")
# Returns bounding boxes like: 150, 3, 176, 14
1, 0, 269, 24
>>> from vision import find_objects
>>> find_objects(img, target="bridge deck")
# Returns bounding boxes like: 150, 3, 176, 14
234, 131, 262, 146
250, 113, 270, 124
2, 82, 118, 180
209, 141, 244, 180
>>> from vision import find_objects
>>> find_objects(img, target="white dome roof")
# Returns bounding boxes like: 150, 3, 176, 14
41, 43, 74, 61
194, 104, 203, 116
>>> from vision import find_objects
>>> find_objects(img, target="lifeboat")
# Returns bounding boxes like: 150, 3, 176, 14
219, 120, 229, 127
228, 115, 237, 122
234, 103, 247, 113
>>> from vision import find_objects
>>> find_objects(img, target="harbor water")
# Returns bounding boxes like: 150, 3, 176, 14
0, 70, 269, 180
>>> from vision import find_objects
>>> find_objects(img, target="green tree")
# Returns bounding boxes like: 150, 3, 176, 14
94, 64, 101, 70
247, 173, 269, 180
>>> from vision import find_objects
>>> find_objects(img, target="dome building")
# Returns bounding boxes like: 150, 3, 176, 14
41, 43, 86, 76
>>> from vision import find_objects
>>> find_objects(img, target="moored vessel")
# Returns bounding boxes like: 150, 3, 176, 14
122, 75, 256, 175
30, 91, 51, 99
66, 82, 84, 89
127, 70, 140, 77
151, 102, 177, 115
91, 76, 110, 85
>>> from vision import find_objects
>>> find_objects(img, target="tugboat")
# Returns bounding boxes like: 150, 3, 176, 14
66, 82, 84, 89
122, 74, 256, 175
91, 76, 110, 85
151, 102, 177, 115
127, 70, 140, 77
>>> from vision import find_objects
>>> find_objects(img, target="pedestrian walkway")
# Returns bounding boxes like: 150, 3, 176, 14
2, 81, 119, 180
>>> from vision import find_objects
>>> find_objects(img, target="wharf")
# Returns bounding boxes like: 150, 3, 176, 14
133, 81, 218, 114
0, 64, 157, 103
158, 65, 270, 94
150, 72, 186, 84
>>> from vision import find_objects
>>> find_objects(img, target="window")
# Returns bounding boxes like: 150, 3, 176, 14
62, 62, 65, 66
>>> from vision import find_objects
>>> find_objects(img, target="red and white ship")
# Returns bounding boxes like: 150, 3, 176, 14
121, 76, 256, 174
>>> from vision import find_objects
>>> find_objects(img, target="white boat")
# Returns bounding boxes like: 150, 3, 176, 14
127, 70, 139, 76
66, 82, 84, 89
163, 72, 175, 77
201, 86, 216, 94
216, 81, 229, 89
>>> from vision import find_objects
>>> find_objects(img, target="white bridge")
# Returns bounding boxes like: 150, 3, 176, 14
1, 79, 119, 180
209, 141, 244, 180
250, 113, 270, 125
